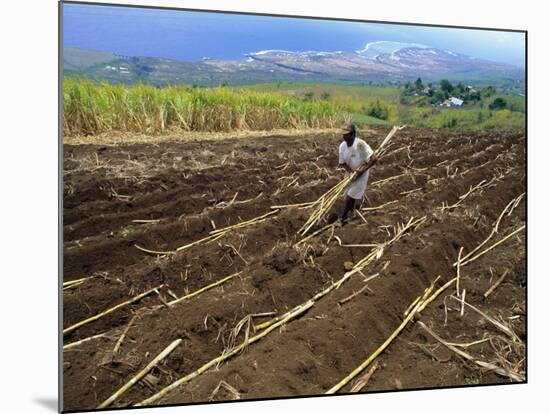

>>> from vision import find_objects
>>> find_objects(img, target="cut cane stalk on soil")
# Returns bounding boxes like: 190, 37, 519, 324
453, 193, 525, 267
63, 284, 163, 335
97, 338, 182, 408
449, 296, 521, 343
270, 201, 315, 210
63, 276, 94, 287
210, 210, 280, 235
484, 269, 510, 299
135, 210, 280, 255
403, 296, 421, 317
63, 332, 110, 350
294, 223, 335, 247
63, 276, 95, 291
135, 300, 315, 406
362, 199, 398, 212
440, 178, 494, 212
457, 225, 525, 268
338, 283, 374, 306
456, 247, 463, 296
350, 361, 379, 393
326, 292, 428, 393
168, 272, 242, 307
327, 274, 454, 394
417, 322, 524, 382
135, 231, 226, 256
259, 217, 425, 331
209, 380, 241, 401
113, 316, 137, 354
63, 280, 85, 291
416, 277, 457, 315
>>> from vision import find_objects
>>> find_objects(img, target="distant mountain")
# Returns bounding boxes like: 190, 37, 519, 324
63, 42, 524, 87
64, 47, 118, 71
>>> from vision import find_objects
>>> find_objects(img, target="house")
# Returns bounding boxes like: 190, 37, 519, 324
450, 97, 464, 107
440, 100, 452, 108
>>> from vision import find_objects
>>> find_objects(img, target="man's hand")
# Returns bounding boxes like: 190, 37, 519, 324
354, 154, 379, 178
369, 153, 379, 167
339, 163, 353, 174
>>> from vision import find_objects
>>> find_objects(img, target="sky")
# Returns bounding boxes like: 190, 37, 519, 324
63, 3, 525, 67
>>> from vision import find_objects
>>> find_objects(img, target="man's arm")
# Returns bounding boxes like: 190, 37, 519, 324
355, 153, 379, 176
339, 162, 354, 173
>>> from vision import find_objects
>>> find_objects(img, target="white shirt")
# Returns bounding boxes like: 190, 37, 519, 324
339, 138, 374, 171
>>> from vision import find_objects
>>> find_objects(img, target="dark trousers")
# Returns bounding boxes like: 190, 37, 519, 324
342, 196, 358, 222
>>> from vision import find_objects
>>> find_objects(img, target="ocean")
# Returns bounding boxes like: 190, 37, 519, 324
62, 3, 525, 67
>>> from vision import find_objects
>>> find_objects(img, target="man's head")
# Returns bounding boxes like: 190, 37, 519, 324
342, 122, 356, 147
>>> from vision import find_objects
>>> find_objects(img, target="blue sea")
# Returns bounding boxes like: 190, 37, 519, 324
62, 3, 525, 67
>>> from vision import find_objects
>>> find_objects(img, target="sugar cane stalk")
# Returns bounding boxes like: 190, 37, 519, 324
63, 284, 163, 335
417, 321, 524, 381
484, 269, 510, 299
326, 296, 425, 394
63, 276, 94, 287
261, 216, 424, 331
98, 338, 182, 408
135, 301, 315, 406
453, 194, 524, 267
63, 331, 110, 350
210, 210, 280, 235
168, 272, 242, 306
458, 225, 525, 267
135, 210, 280, 255
327, 274, 452, 394
113, 315, 137, 354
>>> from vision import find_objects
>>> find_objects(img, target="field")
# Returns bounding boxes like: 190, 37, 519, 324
63, 126, 526, 410
63, 79, 525, 138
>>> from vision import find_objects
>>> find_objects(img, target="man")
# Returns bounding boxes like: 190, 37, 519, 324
338, 122, 378, 224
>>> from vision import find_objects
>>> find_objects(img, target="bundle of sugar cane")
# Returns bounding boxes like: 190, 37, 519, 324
298, 125, 406, 236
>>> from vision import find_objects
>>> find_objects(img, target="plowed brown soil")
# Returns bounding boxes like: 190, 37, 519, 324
63, 126, 526, 411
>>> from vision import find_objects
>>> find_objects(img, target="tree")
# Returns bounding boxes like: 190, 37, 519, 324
321, 91, 331, 100
489, 97, 507, 110
440, 79, 453, 94
430, 90, 445, 104
415, 77, 424, 91
367, 99, 389, 120
481, 86, 496, 98
303, 91, 315, 101
470, 90, 481, 101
